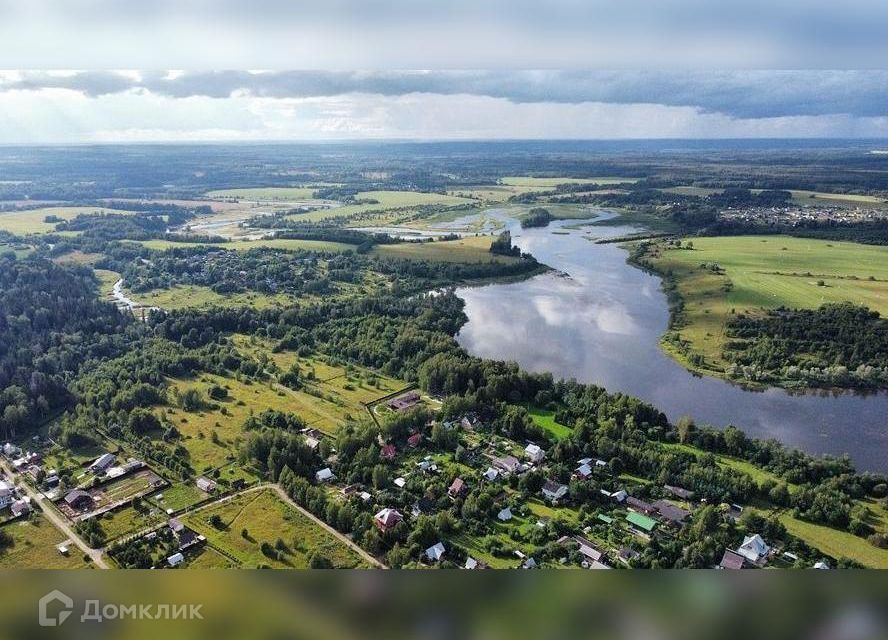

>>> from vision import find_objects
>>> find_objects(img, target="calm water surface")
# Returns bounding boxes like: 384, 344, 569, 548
454, 210, 888, 472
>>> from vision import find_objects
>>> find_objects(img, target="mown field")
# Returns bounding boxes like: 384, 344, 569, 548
183, 489, 369, 568
645, 235, 888, 369
139, 238, 354, 253
286, 191, 473, 224
0, 514, 88, 568
527, 406, 571, 439
372, 235, 518, 263
777, 511, 888, 569
206, 187, 319, 200
0, 206, 133, 234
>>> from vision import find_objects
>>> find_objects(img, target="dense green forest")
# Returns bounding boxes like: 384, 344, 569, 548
724, 303, 888, 388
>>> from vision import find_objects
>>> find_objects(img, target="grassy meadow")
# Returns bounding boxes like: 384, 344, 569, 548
0, 206, 133, 235
183, 489, 369, 568
645, 235, 888, 370
372, 235, 518, 263
206, 187, 319, 200
286, 191, 473, 224
0, 514, 89, 569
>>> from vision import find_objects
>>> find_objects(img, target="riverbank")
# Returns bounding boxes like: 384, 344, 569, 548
626, 235, 888, 393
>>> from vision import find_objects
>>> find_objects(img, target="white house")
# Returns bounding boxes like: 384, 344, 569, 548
426, 542, 446, 562
315, 467, 335, 483
0, 481, 14, 509
483, 467, 499, 482
393, 477, 406, 488
737, 534, 770, 564
497, 506, 513, 522
196, 477, 217, 493
574, 463, 593, 479
524, 443, 545, 464
813, 560, 830, 570
167, 552, 184, 567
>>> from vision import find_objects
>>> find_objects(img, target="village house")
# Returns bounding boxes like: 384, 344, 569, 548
460, 414, 480, 430
464, 556, 487, 570
373, 508, 403, 533
425, 541, 446, 563
541, 480, 568, 503
492, 455, 521, 475
196, 477, 217, 493
626, 496, 657, 515
315, 467, 335, 483
497, 506, 513, 522
522, 557, 538, 569
558, 534, 607, 566
617, 547, 640, 566
63, 489, 93, 510
574, 463, 593, 480
448, 477, 467, 499
0, 481, 14, 509
167, 552, 184, 567
387, 391, 420, 412
393, 477, 406, 488
2, 443, 21, 459
381, 444, 397, 460
652, 499, 690, 525
524, 443, 545, 464
737, 534, 770, 565
10, 498, 31, 518
303, 434, 321, 451
406, 433, 423, 448
483, 467, 499, 482
88, 452, 116, 475
605, 489, 628, 503
626, 511, 657, 536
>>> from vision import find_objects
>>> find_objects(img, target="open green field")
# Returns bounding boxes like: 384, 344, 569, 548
231, 338, 408, 430
0, 514, 89, 568
501, 177, 638, 187
0, 206, 133, 235
97, 505, 166, 542
373, 235, 518, 263
778, 512, 888, 569
139, 238, 354, 253
527, 407, 571, 439
149, 482, 211, 513
207, 187, 319, 200
184, 546, 236, 568
645, 235, 888, 372
129, 285, 295, 311
0, 241, 34, 258
183, 489, 369, 568
286, 191, 473, 224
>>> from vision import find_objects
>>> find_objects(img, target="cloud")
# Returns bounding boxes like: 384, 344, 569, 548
0, 88, 887, 144
3, 71, 888, 120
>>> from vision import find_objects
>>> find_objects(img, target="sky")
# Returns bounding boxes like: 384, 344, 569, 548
1, 70, 887, 144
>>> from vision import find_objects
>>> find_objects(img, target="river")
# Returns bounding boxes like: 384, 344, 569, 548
453, 210, 888, 473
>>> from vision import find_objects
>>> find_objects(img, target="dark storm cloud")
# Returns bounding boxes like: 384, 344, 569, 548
5, 71, 888, 119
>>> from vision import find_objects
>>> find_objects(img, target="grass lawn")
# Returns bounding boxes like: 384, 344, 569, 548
527, 407, 572, 439
777, 512, 888, 569
53, 250, 104, 265
0, 514, 89, 568
206, 187, 319, 200
183, 489, 369, 568
94, 269, 120, 297
0, 206, 132, 235
40, 441, 108, 482
286, 191, 473, 223
97, 505, 166, 542
185, 546, 237, 568
149, 482, 211, 513
645, 235, 888, 373
138, 238, 354, 253
372, 235, 518, 264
